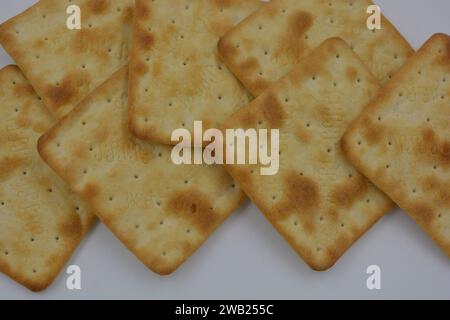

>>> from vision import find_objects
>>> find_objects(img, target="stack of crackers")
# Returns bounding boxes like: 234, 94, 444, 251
0, 0, 448, 292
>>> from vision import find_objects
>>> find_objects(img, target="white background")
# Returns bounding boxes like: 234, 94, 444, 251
0, 0, 449, 300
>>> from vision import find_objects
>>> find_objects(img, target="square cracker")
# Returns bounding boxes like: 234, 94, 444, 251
0, 0, 134, 119
0, 65, 94, 292
223, 38, 394, 270
38, 67, 245, 275
218, 0, 413, 97
342, 34, 450, 258
129, 0, 264, 145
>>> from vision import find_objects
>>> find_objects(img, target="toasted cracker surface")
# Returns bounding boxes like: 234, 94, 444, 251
0, 65, 94, 292
219, 0, 413, 96
342, 34, 450, 258
129, 0, 264, 145
0, 0, 134, 119
38, 67, 245, 275
223, 38, 394, 270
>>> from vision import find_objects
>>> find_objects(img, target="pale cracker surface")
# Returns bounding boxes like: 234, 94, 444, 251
218, 0, 413, 96
0, 0, 134, 119
129, 0, 264, 145
0, 65, 94, 292
342, 34, 450, 258
38, 68, 245, 275
224, 38, 394, 270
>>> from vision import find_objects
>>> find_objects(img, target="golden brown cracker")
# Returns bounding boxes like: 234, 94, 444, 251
223, 38, 394, 270
342, 34, 450, 258
129, 0, 264, 145
38, 67, 245, 275
0, 65, 94, 292
0, 0, 134, 119
219, 0, 413, 96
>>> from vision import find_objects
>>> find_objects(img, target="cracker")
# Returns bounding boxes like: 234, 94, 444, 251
38, 67, 245, 275
0, 0, 134, 119
0, 65, 94, 292
218, 0, 413, 96
223, 38, 394, 270
342, 34, 450, 258
129, 0, 264, 145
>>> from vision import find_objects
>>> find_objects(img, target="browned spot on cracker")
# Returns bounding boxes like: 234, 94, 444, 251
329, 175, 368, 210
283, 173, 319, 213
57, 213, 82, 241
420, 176, 450, 208
238, 109, 257, 128
272, 172, 320, 233
79, 183, 100, 202
136, 28, 155, 51
251, 79, 271, 95
13, 83, 35, 99
261, 93, 285, 128
0, 156, 26, 180
239, 57, 259, 75
411, 203, 434, 226
420, 127, 450, 167
122, 5, 134, 23
293, 124, 311, 144
360, 116, 384, 145
218, 36, 238, 60
87, 0, 109, 15
135, 1, 151, 20
422, 127, 436, 143
132, 61, 149, 78
440, 141, 450, 165
167, 189, 219, 234
289, 11, 314, 36
346, 67, 358, 82
282, 11, 313, 60
44, 72, 88, 110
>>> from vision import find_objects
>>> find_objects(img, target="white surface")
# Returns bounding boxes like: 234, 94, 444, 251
0, 0, 449, 300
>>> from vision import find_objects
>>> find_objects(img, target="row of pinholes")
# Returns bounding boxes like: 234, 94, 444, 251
3, 76, 71, 275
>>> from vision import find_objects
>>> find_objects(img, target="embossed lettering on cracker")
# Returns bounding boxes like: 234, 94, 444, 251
342, 34, 450, 258
223, 38, 394, 271
129, 0, 264, 145
38, 68, 245, 275
0, 66, 95, 292
0, 0, 134, 119
218, 0, 414, 96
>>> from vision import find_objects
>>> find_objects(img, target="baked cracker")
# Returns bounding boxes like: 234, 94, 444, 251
129, 0, 264, 145
342, 33, 450, 258
223, 38, 394, 270
218, 0, 413, 96
0, 65, 94, 292
38, 67, 245, 275
0, 0, 134, 119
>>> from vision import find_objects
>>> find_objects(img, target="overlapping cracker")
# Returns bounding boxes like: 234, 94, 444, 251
223, 38, 394, 270
218, 0, 413, 96
0, 0, 134, 119
342, 34, 450, 258
129, 0, 264, 145
0, 65, 94, 292
38, 68, 245, 275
